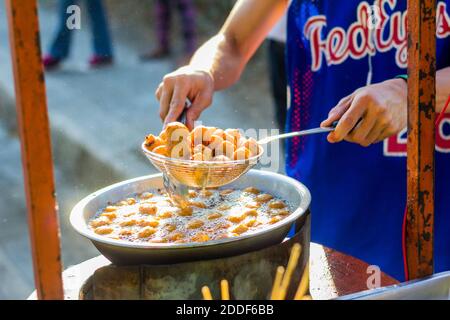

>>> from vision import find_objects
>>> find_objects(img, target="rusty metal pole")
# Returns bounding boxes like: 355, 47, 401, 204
5, 0, 64, 299
406, 0, 436, 279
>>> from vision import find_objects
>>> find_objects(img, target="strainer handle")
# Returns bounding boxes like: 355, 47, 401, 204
177, 99, 191, 124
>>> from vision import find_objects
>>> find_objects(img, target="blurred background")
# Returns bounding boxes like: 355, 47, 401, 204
0, 0, 282, 299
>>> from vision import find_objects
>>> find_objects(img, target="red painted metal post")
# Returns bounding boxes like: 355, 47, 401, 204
406, 0, 436, 279
5, 0, 64, 299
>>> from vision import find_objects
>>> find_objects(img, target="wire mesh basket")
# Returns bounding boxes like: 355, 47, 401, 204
142, 142, 263, 188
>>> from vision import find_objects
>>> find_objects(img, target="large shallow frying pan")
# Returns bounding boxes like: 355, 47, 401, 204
70, 170, 311, 265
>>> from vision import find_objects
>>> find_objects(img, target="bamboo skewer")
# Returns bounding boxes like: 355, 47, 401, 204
202, 286, 213, 300
221, 279, 230, 300
270, 266, 285, 300
278, 243, 302, 300
294, 263, 310, 300
201, 242, 311, 301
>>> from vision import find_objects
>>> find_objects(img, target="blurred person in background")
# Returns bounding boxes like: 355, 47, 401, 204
154, 0, 450, 281
140, 0, 197, 66
267, 10, 288, 133
43, 0, 114, 70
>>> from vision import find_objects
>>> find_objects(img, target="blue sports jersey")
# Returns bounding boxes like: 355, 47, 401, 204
286, 0, 450, 281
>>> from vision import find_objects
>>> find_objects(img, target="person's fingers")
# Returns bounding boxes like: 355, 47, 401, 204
374, 127, 397, 143
327, 94, 367, 143
345, 109, 378, 146
185, 93, 212, 130
364, 121, 386, 145
159, 85, 173, 122
164, 82, 189, 126
155, 82, 163, 101
321, 95, 353, 127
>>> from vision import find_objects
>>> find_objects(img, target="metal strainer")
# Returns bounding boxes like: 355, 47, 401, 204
142, 120, 337, 190
141, 142, 263, 189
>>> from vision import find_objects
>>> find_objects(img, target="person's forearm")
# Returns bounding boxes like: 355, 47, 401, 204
437, 66, 450, 112
189, 34, 245, 90
190, 0, 288, 91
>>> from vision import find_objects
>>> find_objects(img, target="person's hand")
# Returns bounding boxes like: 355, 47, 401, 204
155, 66, 214, 130
320, 79, 408, 147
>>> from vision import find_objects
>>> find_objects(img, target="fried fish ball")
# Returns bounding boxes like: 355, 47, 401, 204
190, 125, 216, 146
220, 141, 236, 158
138, 226, 156, 238
138, 218, 159, 227
227, 213, 246, 223
163, 122, 190, 144
242, 138, 260, 156
140, 192, 154, 199
90, 217, 110, 228
189, 201, 207, 209
158, 210, 173, 219
256, 193, 273, 203
234, 147, 251, 160
269, 216, 282, 224
119, 229, 133, 236
168, 232, 184, 242
100, 211, 117, 220
245, 201, 261, 209
268, 200, 286, 209
187, 219, 205, 229
203, 147, 214, 160
120, 219, 137, 227
277, 209, 290, 216
123, 210, 137, 217
126, 198, 136, 205
94, 226, 113, 235
152, 145, 168, 157
244, 187, 260, 194
243, 209, 258, 217
208, 134, 224, 151
224, 129, 241, 143
237, 137, 247, 148
139, 203, 157, 215
219, 189, 234, 196
207, 212, 222, 220
245, 219, 261, 228
223, 132, 236, 144
188, 190, 197, 198
193, 144, 207, 154
144, 133, 156, 147
218, 221, 231, 229
165, 224, 177, 232
177, 206, 193, 216
191, 233, 210, 242
212, 128, 225, 138
104, 205, 117, 212
217, 204, 231, 211
118, 200, 129, 206
169, 139, 192, 159
144, 134, 164, 151
232, 224, 248, 235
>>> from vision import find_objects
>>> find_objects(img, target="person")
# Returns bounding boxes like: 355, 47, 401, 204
43, 0, 114, 69
140, 0, 196, 65
154, 0, 450, 281
267, 10, 288, 132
